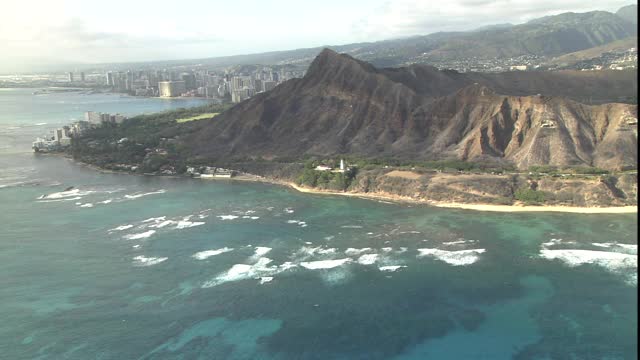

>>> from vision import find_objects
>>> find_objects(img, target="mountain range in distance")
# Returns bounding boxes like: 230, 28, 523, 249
184, 49, 637, 171
96, 4, 637, 72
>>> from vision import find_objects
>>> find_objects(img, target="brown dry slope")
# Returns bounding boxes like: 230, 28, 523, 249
186, 49, 637, 170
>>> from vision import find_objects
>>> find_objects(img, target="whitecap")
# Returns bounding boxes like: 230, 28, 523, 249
202, 257, 295, 287
124, 189, 166, 199
133, 255, 167, 266
345, 248, 372, 256
110, 224, 134, 231
192, 247, 234, 260
38, 196, 84, 203
381, 247, 393, 252
123, 230, 156, 240
175, 221, 205, 229
259, 277, 273, 284
300, 258, 352, 270
149, 220, 177, 228
417, 248, 486, 266
341, 225, 363, 229
284, 208, 294, 213
379, 265, 407, 272
540, 249, 636, 270
39, 188, 92, 200
357, 254, 379, 265
142, 216, 166, 223
442, 240, 476, 246
99, 199, 113, 204
218, 215, 239, 220
79, 203, 94, 208
592, 243, 637, 254
252, 247, 272, 258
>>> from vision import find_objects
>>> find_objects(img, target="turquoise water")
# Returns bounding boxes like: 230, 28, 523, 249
0, 89, 637, 359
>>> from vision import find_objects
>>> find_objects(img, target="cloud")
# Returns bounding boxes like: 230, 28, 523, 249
351, 0, 632, 40
0, 17, 223, 70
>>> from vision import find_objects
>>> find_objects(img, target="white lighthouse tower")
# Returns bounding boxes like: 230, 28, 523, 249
340, 159, 345, 171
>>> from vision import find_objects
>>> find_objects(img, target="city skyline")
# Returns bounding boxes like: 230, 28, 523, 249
0, 0, 633, 73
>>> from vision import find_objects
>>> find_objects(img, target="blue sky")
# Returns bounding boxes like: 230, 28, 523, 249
0, 0, 633, 72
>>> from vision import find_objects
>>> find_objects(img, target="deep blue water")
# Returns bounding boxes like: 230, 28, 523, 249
0, 88, 637, 359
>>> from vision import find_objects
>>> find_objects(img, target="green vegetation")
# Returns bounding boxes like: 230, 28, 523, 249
176, 113, 219, 123
69, 103, 231, 173
296, 160, 357, 191
340, 157, 517, 173
514, 188, 546, 204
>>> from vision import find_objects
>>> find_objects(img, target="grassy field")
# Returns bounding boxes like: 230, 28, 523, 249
176, 113, 219, 123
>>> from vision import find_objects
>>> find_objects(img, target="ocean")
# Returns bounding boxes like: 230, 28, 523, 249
0, 88, 637, 359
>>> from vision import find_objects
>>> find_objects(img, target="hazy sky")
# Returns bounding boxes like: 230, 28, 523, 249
0, 0, 633, 72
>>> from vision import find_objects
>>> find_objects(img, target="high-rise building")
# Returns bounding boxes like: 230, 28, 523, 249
262, 80, 277, 92
106, 72, 114, 86
181, 73, 197, 90
68, 72, 74, 82
80, 72, 85, 82
158, 81, 186, 97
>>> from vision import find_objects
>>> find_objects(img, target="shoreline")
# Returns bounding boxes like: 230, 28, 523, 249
58, 154, 637, 214
281, 181, 637, 214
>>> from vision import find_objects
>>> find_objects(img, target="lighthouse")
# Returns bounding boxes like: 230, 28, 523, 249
340, 159, 345, 171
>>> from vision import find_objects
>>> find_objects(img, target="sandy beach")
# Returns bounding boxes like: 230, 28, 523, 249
284, 182, 638, 214
60, 155, 638, 214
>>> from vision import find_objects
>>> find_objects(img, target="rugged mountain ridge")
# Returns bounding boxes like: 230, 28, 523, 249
186, 49, 637, 170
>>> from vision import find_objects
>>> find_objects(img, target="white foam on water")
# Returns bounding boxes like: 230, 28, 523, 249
99, 199, 113, 204
398, 231, 421, 234
379, 265, 407, 272
294, 246, 337, 260
133, 255, 168, 266
175, 221, 205, 229
202, 257, 296, 287
39, 188, 93, 200
300, 258, 352, 270
149, 220, 176, 228
259, 277, 273, 284
124, 189, 166, 199
397, 247, 408, 253
341, 225, 363, 229
218, 215, 239, 220
132, 244, 141, 249
304, 241, 313, 245
381, 247, 393, 252
142, 216, 166, 223
284, 208, 294, 213
252, 247, 272, 258
123, 230, 156, 240
38, 196, 84, 203
540, 249, 637, 270
287, 220, 300, 224
417, 248, 486, 266
110, 224, 134, 231
35, 122, 47, 126
79, 203, 94, 208
357, 254, 379, 265
541, 238, 576, 249
75, 202, 82, 205
592, 243, 637, 254
344, 248, 372, 256
192, 247, 234, 260
324, 236, 335, 241
442, 240, 476, 246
